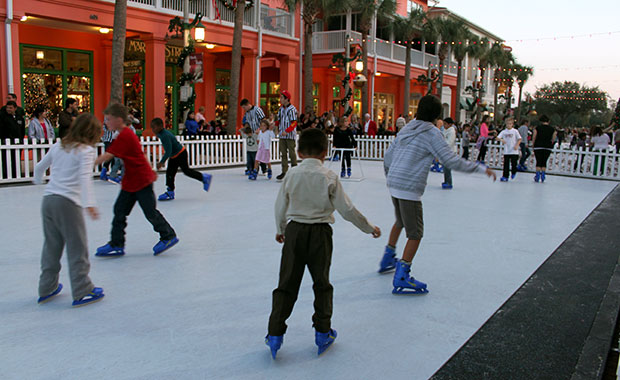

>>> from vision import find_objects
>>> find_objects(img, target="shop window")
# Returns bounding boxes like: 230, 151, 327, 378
332, 86, 340, 98
260, 81, 281, 117
312, 83, 319, 113
216, 69, 231, 121
20, 45, 93, 127
373, 93, 395, 131
22, 47, 62, 71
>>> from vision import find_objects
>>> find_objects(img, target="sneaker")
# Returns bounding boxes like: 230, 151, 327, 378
153, 237, 179, 256
37, 283, 63, 304
267, 169, 272, 180
99, 168, 108, 181
276, 173, 285, 182
315, 329, 337, 355
500, 177, 509, 182
72, 287, 104, 307
158, 190, 175, 201
95, 244, 125, 257
202, 173, 212, 191
265, 335, 284, 359
441, 183, 453, 189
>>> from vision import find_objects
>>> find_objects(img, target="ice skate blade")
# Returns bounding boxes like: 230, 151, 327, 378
392, 287, 429, 295
317, 341, 335, 356
378, 266, 396, 274
72, 295, 104, 308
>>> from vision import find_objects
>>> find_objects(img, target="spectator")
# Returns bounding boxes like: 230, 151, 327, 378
184, 111, 199, 137
350, 114, 362, 135
0, 93, 26, 120
58, 98, 79, 139
195, 106, 206, 124
28, 104, 55, 141
395, 114, 406, 132
0, 100, 25, 178
364, 113, 377, 136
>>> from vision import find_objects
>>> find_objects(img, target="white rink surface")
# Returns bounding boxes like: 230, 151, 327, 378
0, 161, 616, 380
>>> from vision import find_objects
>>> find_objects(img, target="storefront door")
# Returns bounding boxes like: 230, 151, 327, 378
373, 93, 394, 131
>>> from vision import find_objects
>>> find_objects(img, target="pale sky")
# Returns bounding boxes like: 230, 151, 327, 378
437, 0, 620, 104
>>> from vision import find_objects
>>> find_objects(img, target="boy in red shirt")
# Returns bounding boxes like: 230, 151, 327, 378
94, 103, 178, 256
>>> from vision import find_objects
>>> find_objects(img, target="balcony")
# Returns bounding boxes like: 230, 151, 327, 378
98, 0, 296, 38
312, 30, 457, 76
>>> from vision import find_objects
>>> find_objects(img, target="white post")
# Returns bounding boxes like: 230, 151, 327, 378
370, 9, 377, 120
5, 0, 14, 93
255, 0, 262, 105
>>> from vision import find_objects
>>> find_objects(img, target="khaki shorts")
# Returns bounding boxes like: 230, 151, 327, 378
392, 197, 424, 240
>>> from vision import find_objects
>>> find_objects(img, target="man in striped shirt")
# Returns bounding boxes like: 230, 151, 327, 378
241, 99, 268, 175
276, 90, 298, 181
100, 122, 116, 180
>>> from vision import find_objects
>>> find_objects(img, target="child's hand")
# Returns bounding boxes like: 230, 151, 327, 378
275, 234, 285, 243
371, 226, 381, 238
86, 207, 99, 220
156, 162, 164, 170
485, 168, 497, 181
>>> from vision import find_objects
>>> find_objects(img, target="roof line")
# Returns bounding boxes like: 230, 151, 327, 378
428, 7, 504, 42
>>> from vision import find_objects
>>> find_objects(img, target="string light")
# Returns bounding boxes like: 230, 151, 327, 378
536, 95, 607, 101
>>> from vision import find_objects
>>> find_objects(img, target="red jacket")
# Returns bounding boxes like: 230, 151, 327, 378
366, 120, 377, 136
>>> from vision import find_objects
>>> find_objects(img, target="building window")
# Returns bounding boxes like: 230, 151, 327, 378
20, 45, 93, 128
215, 69, 231, 121
260, 81, 281, 117
312, 83, 320, 113
407, 1, 422, 15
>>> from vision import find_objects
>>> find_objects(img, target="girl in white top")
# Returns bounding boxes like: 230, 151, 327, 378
28, 104, 55, 141
250, 119, 276, 180
33, 113, 104, 307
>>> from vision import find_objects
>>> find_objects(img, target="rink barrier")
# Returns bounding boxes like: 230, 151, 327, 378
1, 136, 619, 184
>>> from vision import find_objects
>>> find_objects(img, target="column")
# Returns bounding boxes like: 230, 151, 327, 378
279, 56, 298, 106
201, 53, 217, 121
144, 36, 167, 136
241, 50, 257, 105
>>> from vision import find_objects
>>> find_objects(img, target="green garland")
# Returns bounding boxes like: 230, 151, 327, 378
222, 0, 254, 11
180, 92, 197, 113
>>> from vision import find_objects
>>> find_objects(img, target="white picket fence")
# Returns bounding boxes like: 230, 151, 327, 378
1, 136, 619, 184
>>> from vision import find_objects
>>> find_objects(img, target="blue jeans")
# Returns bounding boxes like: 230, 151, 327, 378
246, 151, 256, 172
519, 142, 531, 166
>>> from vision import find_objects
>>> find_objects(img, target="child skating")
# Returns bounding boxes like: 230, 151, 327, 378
33, 113, 105, 307
380, 95, 496, 294
332, 116, 357, 178
249, 119, 275, 180
151, 117, 212, 200
266, 129, 381, 359
496, 115, 522, 182
94, 104, 178, 257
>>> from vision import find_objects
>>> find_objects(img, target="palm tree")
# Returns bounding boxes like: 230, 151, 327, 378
430, 17, 466, 98
446, 26, 471, 124
514, 65, 534, 121
394, 8, 426, 119
466, 36, 492, 122
110, 0, 127, 104
226, 1, 246, 134
357, 0, 396, 118
487, 45, 513, 122
284, 0, 352, 113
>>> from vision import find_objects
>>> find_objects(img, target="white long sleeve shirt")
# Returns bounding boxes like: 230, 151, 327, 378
274, 158, 375, 235
33, 142, 97, 208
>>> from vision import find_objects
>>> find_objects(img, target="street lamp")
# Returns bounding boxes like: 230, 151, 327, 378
355, 61, 363, 72
194, 20, 206, 43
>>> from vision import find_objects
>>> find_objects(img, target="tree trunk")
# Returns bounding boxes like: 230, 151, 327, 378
227, 2, 245, 134
403, 40, 411, 119
455, 58, 463, 124
493, 79, 498, 124
110, 0, 127, 105
436, 45, 446, 98
516, 84, 524, 121
361, 30, 369, 119
303, 22, 314, 113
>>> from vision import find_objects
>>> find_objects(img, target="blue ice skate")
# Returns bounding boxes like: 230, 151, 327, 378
267, 169, 273, 180
392, 261, 428, 295
202, 173, 212, 191
38, 283, 63, 304
153, 237, 179, 256
158, 190, 175, 201
540, 171, 546, 183
316, 329, 337, 356
511, 173, 516, 180
244, 169, 250, 175
441, 183, 453, 189
249, 169, 258, 180
95, 244, 125, 257
265, 335, 283, 359
99, 167, 108, 181
378, 245, 397, 273
72, 287, 104, 307
107, 176, 121, 184
340, 169, 346, 178
347, 168, 351, 178
500, 177, 509, 182
534, 171, 541, 182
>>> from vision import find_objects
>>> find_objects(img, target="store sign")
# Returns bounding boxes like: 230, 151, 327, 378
125, 39, 183, 63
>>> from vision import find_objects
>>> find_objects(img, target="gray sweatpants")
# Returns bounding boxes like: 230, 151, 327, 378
39, 195, 95, 300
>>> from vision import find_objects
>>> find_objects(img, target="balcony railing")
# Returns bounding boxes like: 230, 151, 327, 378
98, 0, 294, 37
312, 31, 458, 76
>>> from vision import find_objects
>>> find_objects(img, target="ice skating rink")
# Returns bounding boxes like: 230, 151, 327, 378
0, 161, 616, 380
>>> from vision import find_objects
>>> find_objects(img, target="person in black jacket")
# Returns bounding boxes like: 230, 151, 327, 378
0, 101, 25, 178
332, 116, 357, 178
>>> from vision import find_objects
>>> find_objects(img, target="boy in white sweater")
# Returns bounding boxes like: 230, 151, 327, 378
379, 95, 496, 294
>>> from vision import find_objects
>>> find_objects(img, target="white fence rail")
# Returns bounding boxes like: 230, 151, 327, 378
1, 136, 619, 185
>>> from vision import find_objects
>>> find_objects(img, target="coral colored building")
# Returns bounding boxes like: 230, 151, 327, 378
0, 0, 502, 135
